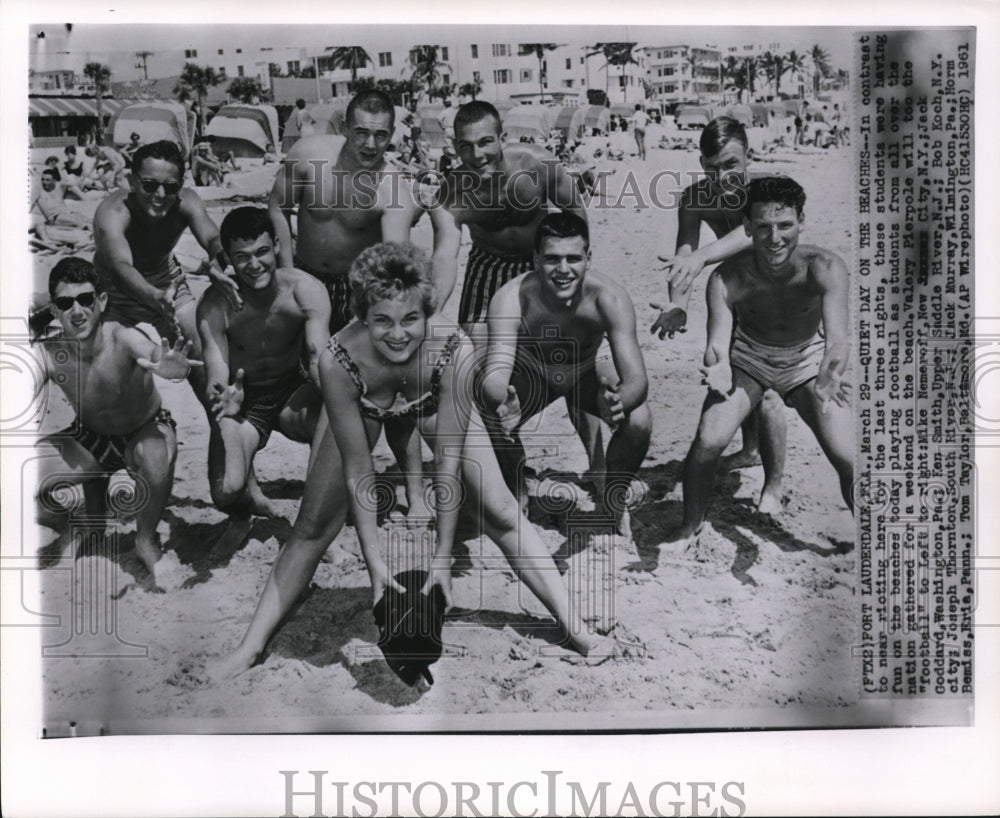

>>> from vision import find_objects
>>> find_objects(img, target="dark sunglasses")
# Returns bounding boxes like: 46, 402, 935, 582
138, 178, 182, 196
53, 292, 97, 310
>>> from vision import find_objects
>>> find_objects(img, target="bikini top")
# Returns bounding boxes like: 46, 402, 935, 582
328, 330, 465, 421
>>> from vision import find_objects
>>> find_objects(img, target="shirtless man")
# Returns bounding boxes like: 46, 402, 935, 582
435, 101, 588, 345
672, 176, 853, 545
481, 213, 651, 534
651, 117, 788, 512
269, 89, 460, 524
631, 104, 649, 161
198, 207, 329, 550
93, 139, 239, 401
83, 145, 127, 191
31, 169, 90, 229
34, 257, 202, 587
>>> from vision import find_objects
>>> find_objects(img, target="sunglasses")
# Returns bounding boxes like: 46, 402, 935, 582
138, 178, 182, 196
52, 292, 97, 310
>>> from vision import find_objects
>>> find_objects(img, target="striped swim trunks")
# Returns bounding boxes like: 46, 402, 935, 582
295, 258, 353, 334
44, 408, 177, 474
102, 255, 194, 343
458, 244, 534, 326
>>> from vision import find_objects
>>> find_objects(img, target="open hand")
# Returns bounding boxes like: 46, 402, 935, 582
649, 301, 688, 339
815, 371, 852, 413
700, 359, 733, 397
209, 368, 245, 422
137, 337, 204, 381
658, 252, 705, 296
201, 258, 243, 310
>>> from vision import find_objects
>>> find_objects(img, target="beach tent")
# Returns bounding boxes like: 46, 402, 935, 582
204, 104, 280, 158
552, 106, 587, 142
782, 98, 806, 117
416, 106, 449, 150
280, 100, 348, 152
608, 104, 636, 121
108, 101, 195, 156
674, 105, 712, 130
502, 105, 553, 143
582, 105, 611, 136
749, 103, 770, 127
718, 104, 753, 128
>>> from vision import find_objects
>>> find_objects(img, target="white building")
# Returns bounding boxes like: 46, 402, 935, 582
642, 45, 722, 107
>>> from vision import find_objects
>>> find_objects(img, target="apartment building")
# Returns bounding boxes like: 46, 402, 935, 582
642, 45, 722, 107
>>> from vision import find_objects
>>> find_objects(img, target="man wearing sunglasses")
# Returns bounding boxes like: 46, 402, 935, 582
93, 139, 239, 406
34, 257, 203, 590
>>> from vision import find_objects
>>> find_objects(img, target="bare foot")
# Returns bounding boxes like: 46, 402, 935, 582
149, 550, 194, 592
757, 487, 783, 516
205, 648, 258, 682
559, 634, 618, 666
659, 524, 702, 555
134, 535, 164, 576
719, 449, 762, 471
248, 494, 281, 519
321, 543, 360, 565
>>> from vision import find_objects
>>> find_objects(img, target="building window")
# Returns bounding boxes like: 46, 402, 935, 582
441, 46, 449, 61
218, 49, 224, 55
493, 68, 511, 84
442, 74, 450, 87
237, 65, 245, 77
562, 79, 573, 88
471, 44, 478, 58
218, 67, 227, 79
492, 44, 509, 58
565, 58, 571, 70
379, 51, 392, 67
287, 60, 300, 75
473, 70, 481, 82
665, 67, 674, 76
185, 49, 198, 58
236, 48, 242, 54
520, 68, 533, 83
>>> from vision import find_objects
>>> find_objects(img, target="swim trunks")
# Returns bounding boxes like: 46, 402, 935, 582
328, 330, 465, 421
239, 368, 314, 448
458, 244, 533, 326
45, 408, 177, 474
295, 258, 353, 333
102, 255, 195, 343
729, 324, 825, 402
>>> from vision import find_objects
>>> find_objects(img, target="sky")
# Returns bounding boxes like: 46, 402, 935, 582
27, 23, 855, 72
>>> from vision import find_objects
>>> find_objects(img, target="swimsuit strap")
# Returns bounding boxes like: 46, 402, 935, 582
430, 330, 466, 392
328, 335, 368, 396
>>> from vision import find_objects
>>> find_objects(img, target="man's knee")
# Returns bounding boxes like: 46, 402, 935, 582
624, 402, 653, 439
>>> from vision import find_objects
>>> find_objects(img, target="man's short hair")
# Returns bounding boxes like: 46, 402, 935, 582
700, 116, 748, 158
49, 256, 102, 298
45, 155, 59, 165
41, 168, 59, 181
131, 140, 186, 178
534, 211, 590, 253
454, 101, 502, 137
346, 89, 395, 130
744, 176, 806, 218
64, 145, 77, 156
220, 206, 276, 253
295, 98, 306, 109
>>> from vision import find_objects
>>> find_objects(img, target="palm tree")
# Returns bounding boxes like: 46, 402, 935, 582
83, 62, 112, 143
687, 48, 702, 102
323, 46, 373, 82
405, 45, 452, 104
459, 77, 484, 101
586, 43, 638, 102
723, 56, 748, 103
227, 76, 271, 104
760, 50, 788, 98
743, 56, 759, 100
518, 43, 559, 103
174, 63, 221, 137
810, 45, 832, 96
784, 49, 807, 97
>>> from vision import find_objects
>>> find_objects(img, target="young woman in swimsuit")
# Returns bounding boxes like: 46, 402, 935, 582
210, 242, 607, 679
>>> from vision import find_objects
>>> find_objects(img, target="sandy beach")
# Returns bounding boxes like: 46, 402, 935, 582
30, 126, 859, 731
